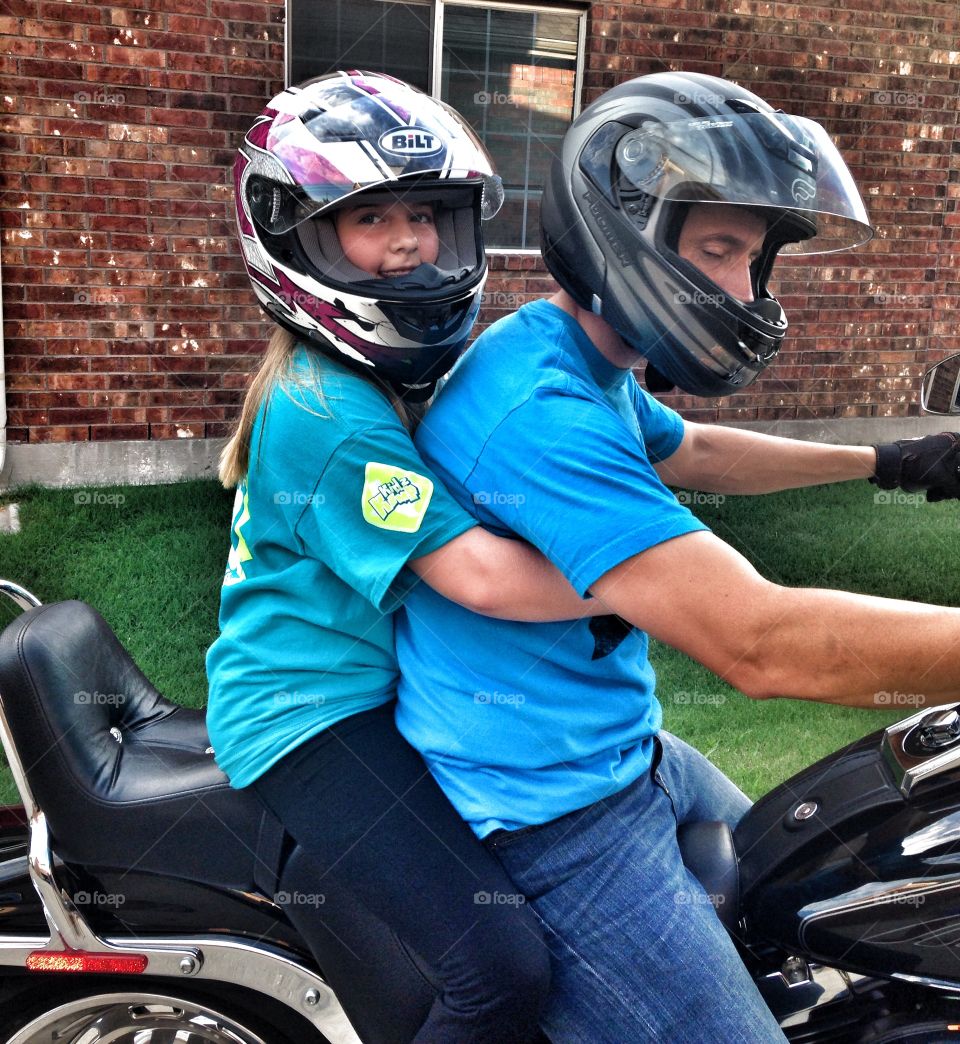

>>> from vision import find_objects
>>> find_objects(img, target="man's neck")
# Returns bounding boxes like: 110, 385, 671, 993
547, 290, 642, 370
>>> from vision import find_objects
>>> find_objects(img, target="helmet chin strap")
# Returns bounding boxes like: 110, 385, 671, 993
356, 262, 467, 293
395, 379, 437, 403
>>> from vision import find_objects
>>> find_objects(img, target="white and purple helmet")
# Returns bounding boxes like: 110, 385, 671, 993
234, 71, 504, 394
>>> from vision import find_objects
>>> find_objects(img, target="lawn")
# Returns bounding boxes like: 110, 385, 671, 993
0, 477, 955, 805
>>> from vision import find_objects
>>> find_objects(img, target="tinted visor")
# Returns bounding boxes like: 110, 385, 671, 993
611, 111, 872, 254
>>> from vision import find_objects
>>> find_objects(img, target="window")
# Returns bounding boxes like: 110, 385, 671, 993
288, 1, 433, 95
286, 0, 587, 251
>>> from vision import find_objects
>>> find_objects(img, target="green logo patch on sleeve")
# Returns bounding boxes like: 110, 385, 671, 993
362, 462, 435, 533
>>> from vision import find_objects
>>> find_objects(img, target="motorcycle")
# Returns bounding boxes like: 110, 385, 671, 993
2, 359, 960, 1042
0, 581, 446, 1044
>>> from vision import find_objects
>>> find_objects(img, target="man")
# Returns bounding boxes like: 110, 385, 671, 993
395, 72, 960, 1042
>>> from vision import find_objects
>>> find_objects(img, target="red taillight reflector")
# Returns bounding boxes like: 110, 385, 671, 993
26, 950, 148, 974
0, 805, 27, 829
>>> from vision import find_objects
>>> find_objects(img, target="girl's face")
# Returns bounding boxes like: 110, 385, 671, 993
334, 198, 440, 279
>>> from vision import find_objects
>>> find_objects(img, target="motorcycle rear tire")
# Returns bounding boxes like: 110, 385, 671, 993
0, 979, 326, 1044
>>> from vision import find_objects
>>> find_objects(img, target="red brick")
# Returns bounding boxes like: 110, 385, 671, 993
30, 425, 91, 442
3, 0, 960, 441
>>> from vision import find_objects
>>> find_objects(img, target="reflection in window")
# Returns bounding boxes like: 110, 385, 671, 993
442, 6, 580, 249
288, 0, 432, 92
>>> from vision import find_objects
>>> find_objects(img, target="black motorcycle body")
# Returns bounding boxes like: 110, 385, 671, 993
682, 710, 960, 1042
0, 580, 959, 1042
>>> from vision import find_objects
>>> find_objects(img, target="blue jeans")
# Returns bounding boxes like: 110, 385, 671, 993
252, 703, 549, 1043
485, 731, 787, 1043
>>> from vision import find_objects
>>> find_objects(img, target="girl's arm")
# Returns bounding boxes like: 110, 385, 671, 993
408, 527, 603, 622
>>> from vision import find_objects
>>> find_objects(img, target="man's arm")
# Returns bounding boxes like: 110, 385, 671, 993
653, 421, 876, 494
408, 527, 602, 622
590, 529, 960, 708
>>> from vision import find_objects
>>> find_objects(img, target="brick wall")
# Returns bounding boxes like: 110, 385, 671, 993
1, 1, 958, 445
0, 1, 284, 444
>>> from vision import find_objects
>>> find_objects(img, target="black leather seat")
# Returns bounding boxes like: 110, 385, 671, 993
677, 820, 741, 931
0, 599, 449, 1042
0, 600, 276, 889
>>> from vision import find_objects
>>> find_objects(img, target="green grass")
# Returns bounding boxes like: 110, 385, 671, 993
0, 478, 955, 804
0, 481, 234, 799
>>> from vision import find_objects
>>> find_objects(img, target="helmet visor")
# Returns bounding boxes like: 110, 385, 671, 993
248, 90, 504, 235
612, 111, 872, 254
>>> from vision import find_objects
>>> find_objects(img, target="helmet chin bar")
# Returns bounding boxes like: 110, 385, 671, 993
354, 263, 470, 296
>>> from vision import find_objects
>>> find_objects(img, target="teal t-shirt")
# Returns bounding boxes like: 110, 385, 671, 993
205, 348, 475, 788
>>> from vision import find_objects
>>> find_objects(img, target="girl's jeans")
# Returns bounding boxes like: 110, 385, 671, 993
485, 730, 788, 1044
252, 702, 550, 1043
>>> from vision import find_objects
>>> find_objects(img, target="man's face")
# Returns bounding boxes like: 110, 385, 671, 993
676, 203, 768, 303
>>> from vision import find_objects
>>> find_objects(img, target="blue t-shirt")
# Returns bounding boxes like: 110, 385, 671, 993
206, 348, 474, 788
395, 300, 709, 837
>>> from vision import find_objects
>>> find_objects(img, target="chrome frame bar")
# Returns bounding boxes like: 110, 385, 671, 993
0, 580, 41, 613
0, 922, 362, 1043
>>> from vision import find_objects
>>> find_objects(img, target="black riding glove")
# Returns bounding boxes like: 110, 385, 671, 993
871, 432, 960, 501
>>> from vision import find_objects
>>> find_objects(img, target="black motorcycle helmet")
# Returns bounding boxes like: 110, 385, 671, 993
540, 71, 873, 396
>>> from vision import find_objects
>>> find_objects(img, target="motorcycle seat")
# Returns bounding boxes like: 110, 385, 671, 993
0, 600, 280, 891
676, 820, 741, 930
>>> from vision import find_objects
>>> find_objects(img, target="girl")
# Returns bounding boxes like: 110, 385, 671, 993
206, 72, 594, 1043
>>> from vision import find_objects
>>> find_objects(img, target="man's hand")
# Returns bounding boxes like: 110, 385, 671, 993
871, 432, 960, 501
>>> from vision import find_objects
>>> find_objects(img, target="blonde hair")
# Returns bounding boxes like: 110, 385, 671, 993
219, 326, 418, 489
